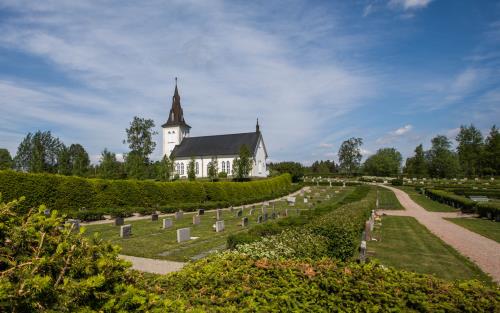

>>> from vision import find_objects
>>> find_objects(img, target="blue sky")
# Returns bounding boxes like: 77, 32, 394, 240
0, 0, 499, 165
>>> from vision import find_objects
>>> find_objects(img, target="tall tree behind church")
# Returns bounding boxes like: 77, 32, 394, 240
123, 116, 158, 179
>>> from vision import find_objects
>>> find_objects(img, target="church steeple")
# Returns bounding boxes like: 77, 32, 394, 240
256, 118, 260, 133
162, 78, 191, 129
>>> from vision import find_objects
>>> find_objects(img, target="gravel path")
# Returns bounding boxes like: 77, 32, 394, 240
82, 186, 309, 226
120, 255, 185, 274
377, 184, 500, 283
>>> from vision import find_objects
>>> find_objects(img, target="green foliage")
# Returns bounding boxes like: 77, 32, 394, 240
207, 157, 218, 182
404, 144, 428, 178
0, 149, 13, 170
124, 151, 148, 180
268, 161, 304, 182
391, 178, 403, 186
338, 137, 363, 175
425, 189, 476, 212
98, 148, 124, 179
233, 145, 253, 180
476, 202, 500, 220
146, 253, 499, 312
187, 157, 196, 181
68, 143, 90, 176
0, 171, 293, 220
483, 125, 500, 176
14, 130, 63, 173
123, 116, 158, 162
427, 135, 461, 178
217, 171, 227, 179
0, 198, 134, 312
154, 155, 174, 181
363, 147, 402, 176
456, 124, 484, 177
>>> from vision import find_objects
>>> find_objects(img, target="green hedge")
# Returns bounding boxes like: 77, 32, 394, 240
424, 189, 476, 213
0, 170, 294, 219
477, 202, 500, 221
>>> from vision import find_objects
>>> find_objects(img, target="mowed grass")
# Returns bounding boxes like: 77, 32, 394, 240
396, 186, 457, 212
369, 216, 491, 282
445, 217, 500, 243
84, 186, 352, 262
377, 187, 403, 210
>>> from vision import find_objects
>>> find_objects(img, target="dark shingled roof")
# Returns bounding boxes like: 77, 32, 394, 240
162, 84, 191, 129
171, 132, 261, 158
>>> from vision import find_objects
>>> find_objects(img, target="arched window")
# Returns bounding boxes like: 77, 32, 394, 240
258, 160, 262, 174
181, 163, 184, 175
226, 161, 230, 175
222, 161, 226, 172
195, 162, 199, 174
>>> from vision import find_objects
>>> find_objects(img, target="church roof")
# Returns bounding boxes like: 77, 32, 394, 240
162, 82, 191, 128
171, 132, 261, 158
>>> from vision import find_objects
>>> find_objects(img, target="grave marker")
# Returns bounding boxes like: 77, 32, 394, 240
162, 218, 173, 229
249, 208, 254, 215
177, 228, 190, 243
193, 215, 201, 225
198, 209, 205, 215
236, 210, 243, 217
215, 220, 225, 232
151, 213, 159, 221
114, 217, 124, 226
216, 209, 222, 220
242, 217, 249, 227
120, 224, 132, 238
257, 215, 263, 223
263, 213, 269, 221
175, 211, 183, 220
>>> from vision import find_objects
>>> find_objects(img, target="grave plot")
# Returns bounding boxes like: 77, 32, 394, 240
83, 186, 351, 262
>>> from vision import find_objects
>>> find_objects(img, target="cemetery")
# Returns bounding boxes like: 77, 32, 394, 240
83, 185, 348, 262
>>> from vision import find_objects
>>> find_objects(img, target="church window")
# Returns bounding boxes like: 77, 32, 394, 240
226, 161, 230, 174
195, 162, 199, 174
222, 161, 226, 172
175, 163, 180, 175
258, 161, 262, 174
181, 163, 185, 175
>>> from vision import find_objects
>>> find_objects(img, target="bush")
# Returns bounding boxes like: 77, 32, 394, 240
476, 202, 500, 221
391, 178, 403, 186
217, 172, 227, 179
425, 189, 476, 213
0, 171, 294, 220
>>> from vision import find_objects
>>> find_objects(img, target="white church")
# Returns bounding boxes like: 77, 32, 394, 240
162, 82, 268, 179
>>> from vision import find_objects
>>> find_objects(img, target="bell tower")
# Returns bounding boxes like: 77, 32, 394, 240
162, 78, 191, 157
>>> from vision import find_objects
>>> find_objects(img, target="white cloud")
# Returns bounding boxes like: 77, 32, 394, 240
388, 0, 433, 10
393, 124, 413, 135
376, 124, 414, 145
0, 1, 376, 162
319, 143, 334, 148
363, 4, 374, 17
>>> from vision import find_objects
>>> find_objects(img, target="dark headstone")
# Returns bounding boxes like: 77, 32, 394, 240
263, 213, 268, 222
271, 212, 276, 219
120, 224, 132, 238
151, 213, 159, 221
257, 215, 263, 223
114, 217, 124, 226
242, 217, 249, 227
44, 209, 51, 216
198, 209, 205, 215
237, 210, 243, 217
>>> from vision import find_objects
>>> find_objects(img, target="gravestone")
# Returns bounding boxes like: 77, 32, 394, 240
216, 209, 222, 220
120, 224, 132, 238
193, 215, 201, 225
263, 213, 269, 221
257, 215, 263, 223
177, 227, 190, 243
198, 209, 205, 215
175, 211, 183, 220
242, 217, 249, 227
162, 218, 173, 229
249, 208, 254, 215
114, 217, 124, 226
364, 221, 371, 241
271, 212, 276, 219
236, 210, 243, 217
215, 220, 225, 232
360, 240, 367, 262
261, 207, 267, 215
287, 196, 296, 206
151, 213, 158, 221
66, 219, 80, 233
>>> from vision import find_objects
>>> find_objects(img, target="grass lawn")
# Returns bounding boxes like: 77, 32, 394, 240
377, 187, 403, 210
84, 186, 352, 262
369, 216, 491, 283
396, 186, 457, 212
445, 217, 500, 243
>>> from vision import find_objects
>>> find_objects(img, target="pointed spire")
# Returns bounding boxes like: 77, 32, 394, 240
162, 78, 191, 129
256, 118, 260, 133
174, 77, 179, 97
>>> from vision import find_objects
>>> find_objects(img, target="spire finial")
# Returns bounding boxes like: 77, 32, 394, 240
175, 77, 177, 85
256, 118, 260, 133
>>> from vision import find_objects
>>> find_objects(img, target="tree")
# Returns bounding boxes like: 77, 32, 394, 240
233, 145, 253, 181
363, 148, 402, 177
482, 125, 500, 176
0, 148, 13, 170
338, 137, 363, 175
14, 131, 62, 173
427, 135, 461, 178
98, 148, 123, 179
404, 144, 427, 178
124, 151, 148, 179
268, 161, 304, 182
207, 157, 218, 182
155, 155, 173, 181
456, 124, 484, 177
123, 116, 158, 162
69, 144, 90, 176
57, 145, 72, 175
310, 160, 337, 174
187, 157, 196, 181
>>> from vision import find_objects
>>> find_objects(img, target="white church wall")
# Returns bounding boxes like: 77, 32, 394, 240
174, 155, 237, 179
252, 137, 267, 177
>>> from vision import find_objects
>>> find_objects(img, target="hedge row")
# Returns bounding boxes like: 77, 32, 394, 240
424, 189, 477, 213
477, 202, 500, 221
303, 181, 362, 187
0, 170, 294, 219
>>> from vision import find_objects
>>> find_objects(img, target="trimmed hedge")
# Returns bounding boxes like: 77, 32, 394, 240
477, 202, 500, 221
424, 189, 476, 213
0, 170, 294, 219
